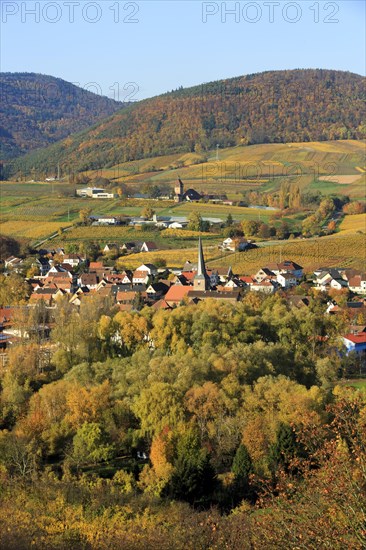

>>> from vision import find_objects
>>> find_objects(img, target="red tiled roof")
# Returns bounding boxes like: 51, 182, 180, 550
133, 270, 149, 279
344, 333, 366, 344
116, 291, 137, 302
165, 285, 191, 303
181, 271, 195, 281
348, 276, 362, 287
240, 276, 254, 284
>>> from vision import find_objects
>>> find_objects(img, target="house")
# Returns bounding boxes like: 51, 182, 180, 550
77, 273, 99, 290
164, 284, 192, 306
132, 270, 150, 285
4, 256, 23, 271
29, 287, 64, 305
44, 266, 72, 278
151, 299, 173, 310
120, 242, 139, 253
140, 241, 159, 253
207, 269, 220, 288
221, 238, 250, 252
183, 189, 202, 202
342, 332, 366, 355
348, 274, 366, 295
116, 290, 142, 309
251, 280, 276, 293
313, 268, 345, 290
146, 282, 169, 301
277, 272, 297, 289
224, 277, 247, 289
187, 289, 241, 304
239, 276, 255, 286
215, 267, 234, 283
266, 261, 304, 279
62, 254, 83, 268
254, 268, 276, 283
105, 270, 133, 285
91, 216, 118, 225
33, 257, 51, 276
136, 264, 158, 276
76, 187, 115, 199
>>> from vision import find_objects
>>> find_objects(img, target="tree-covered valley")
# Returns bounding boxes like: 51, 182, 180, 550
0, 293, 365, 548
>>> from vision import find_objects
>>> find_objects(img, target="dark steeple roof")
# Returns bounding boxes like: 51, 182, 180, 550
194, 238, 210, 291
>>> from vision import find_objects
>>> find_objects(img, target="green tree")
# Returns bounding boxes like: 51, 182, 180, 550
232, 443, 253, 485
166, 430, 216, 505
270, 423, 302, 474
71, 422, 115, 468
225, 213, 233, 227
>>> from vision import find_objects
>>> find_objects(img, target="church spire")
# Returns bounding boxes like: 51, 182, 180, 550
197, 237, 206, 276
194, 237, 210, 291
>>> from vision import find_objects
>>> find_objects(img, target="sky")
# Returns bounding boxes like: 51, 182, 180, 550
1, 0, 365, 101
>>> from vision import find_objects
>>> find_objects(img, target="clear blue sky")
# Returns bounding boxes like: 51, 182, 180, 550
1, 1, 365, 100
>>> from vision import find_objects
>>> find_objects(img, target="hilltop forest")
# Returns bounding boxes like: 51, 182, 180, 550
0, 292, 365, 548
0, 73, 123, 160
5, 69, 366, 177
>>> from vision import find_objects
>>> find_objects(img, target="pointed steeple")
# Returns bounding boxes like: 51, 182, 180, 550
194, 238, 210, 291
197, 237, 206, 276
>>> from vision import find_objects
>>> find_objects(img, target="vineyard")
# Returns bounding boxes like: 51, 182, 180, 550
117, 245, 220, 270
338, 213, 366, 235
208, 233, 366, 274
0, 221, 70, 240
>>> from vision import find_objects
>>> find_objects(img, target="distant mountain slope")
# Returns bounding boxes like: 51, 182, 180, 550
0, 73, 124, 159
5, 69, 366, 178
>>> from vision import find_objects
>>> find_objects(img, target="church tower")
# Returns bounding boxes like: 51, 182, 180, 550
193, 238, 210, 291
174, 177, 184, 202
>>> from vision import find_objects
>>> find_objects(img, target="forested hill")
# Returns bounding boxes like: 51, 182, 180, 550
5, 69, 366, 177
0, 73, 124, 160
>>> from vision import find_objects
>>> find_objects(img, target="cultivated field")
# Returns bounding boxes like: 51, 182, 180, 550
1, 141, 364, 270
0, 221, 71, 240
105, 140, 366, 200
337, 213, 366, 235
208, 233, 366, 274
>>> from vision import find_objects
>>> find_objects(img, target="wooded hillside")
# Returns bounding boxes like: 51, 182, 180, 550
6, 69, 365, 177
0, 73, 123, 159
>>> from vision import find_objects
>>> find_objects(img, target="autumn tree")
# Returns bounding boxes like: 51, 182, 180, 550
79, 208, 91, 225
141, 206, 155, 220
241, 220, 260, 237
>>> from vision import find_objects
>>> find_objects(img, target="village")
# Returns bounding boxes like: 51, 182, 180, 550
1, 236, 366, 368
